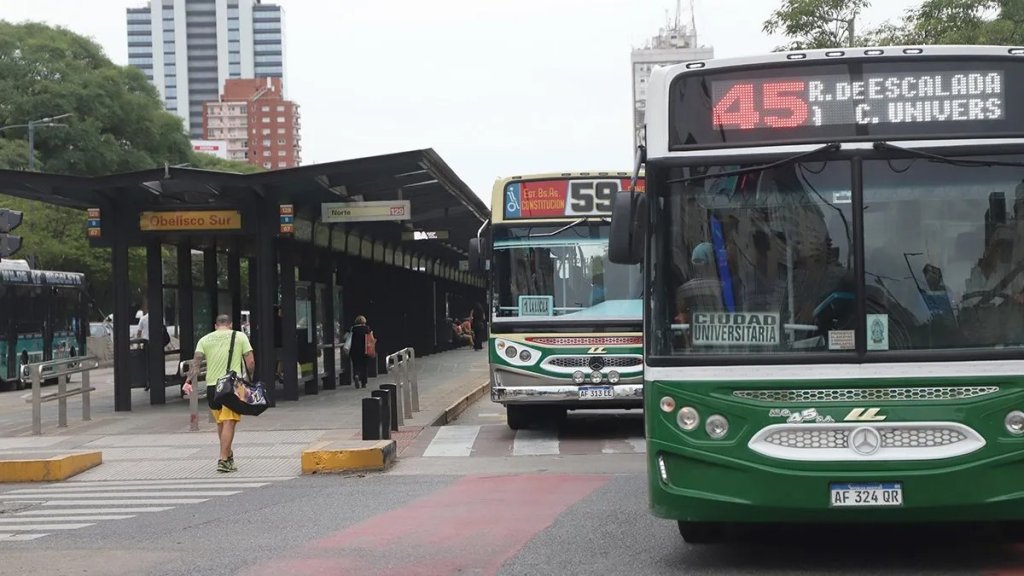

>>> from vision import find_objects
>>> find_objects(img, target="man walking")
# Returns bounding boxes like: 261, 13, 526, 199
183, 314, 255, 473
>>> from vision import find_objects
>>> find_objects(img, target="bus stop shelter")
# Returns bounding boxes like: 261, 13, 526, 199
0, 149, 488, 410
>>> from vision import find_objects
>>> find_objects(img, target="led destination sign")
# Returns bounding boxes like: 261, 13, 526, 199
711, 71, 1004, 129
668, 59, 1024, 149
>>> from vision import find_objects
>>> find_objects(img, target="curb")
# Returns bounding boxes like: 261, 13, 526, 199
0, 451, 103, 483
301, 440, 396, 474
430, 379, 490, 427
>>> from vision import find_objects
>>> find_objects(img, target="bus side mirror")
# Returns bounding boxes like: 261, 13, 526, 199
609, 191, 647, 264
468, 238, 485, 271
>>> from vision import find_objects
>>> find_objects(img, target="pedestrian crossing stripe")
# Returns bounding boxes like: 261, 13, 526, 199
414, 425, 647, 458
0, 476, 291, 543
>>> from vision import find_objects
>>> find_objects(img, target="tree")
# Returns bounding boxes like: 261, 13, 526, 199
763, 0, 871, 50
887, 0, 1024, 45
189, 152, 266, 174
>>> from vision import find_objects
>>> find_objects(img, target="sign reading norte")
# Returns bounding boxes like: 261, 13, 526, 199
140, 210, 242, 231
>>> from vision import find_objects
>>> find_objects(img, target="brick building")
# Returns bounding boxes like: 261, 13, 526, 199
203, 77, 302, 169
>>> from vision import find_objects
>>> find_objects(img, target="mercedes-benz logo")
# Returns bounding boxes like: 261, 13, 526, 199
589, 358, 605, 371
849, 427, 882, 456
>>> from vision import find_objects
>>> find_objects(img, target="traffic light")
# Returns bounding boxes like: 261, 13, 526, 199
0, 208, 24, 259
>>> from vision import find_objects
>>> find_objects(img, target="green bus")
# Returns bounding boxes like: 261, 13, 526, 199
609, 45, 1024, 543
0, 259, 87, 390
473, 172, 645, 430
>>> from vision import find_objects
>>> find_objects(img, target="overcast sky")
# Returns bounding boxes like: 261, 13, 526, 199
2, 0, 922, 205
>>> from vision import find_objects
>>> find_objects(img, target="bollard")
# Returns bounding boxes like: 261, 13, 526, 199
371, 390, 392, 440
361, 397, 382, 440
380, 383, 401, 430
408, 348, 419, 413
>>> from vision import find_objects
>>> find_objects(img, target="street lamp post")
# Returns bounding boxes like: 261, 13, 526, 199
0, 113, 73, 170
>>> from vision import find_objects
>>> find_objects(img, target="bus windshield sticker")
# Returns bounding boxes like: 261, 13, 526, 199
867, 314, 889, 350
833, 191, 852, 204
691, 312, 780, 346
828, 330, 855, 351
519, 295, 554, 317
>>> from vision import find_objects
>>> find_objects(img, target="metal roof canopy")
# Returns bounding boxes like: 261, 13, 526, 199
0, 148, 488, 262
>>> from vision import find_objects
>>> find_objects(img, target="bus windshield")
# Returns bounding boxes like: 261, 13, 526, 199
656, 155, 1024, 356
493, 224, 642, 320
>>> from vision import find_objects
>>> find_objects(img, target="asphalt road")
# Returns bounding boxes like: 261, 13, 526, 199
2, 396, 1023, 576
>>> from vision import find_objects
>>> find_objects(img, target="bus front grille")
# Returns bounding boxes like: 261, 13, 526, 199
545, 356, 643, 368
733, 386, 999, 403
749, 422, 984, 461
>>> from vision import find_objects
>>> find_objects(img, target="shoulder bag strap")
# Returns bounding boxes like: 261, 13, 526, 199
226, 330, 237, 374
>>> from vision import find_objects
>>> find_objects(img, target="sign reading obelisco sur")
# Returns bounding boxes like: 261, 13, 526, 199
321, 201, 411, 223
139, 210, 242, 231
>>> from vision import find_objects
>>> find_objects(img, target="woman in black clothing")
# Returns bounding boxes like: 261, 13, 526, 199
349, 315, 373, 388
470, 304, 486, 351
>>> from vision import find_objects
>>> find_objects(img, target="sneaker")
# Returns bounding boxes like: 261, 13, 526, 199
216, 459, 237, 473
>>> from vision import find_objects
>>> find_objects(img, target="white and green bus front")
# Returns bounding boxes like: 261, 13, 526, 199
612, 46, 1024, 542
487, 172, 645, 430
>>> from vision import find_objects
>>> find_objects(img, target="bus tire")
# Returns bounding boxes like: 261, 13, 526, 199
506, 405, 532, 430
677, 521, 723, 544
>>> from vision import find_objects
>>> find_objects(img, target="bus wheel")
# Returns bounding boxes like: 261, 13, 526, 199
677, 521, 723, 544
506, 405, 532, 430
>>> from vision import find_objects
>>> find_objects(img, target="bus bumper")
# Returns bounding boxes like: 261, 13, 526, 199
649, 443, 1024, 523
491, 367, 643, 408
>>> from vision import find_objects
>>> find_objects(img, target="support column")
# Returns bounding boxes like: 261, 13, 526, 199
111, 211, 132, 412
255, 208, 277, 406
299, 249, 318, 395
229, 246, 242, 330
279, 239, 298, 401
177, 240, 195, 365
322, 249, 337, 390
203, 245, 218, 330
146, 240, 166, 405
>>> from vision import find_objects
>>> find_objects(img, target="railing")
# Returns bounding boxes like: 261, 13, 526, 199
385, 347, 420, 421
22, 356, 100, 435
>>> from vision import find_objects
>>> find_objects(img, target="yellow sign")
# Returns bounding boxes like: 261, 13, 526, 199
140, 210, 242, 232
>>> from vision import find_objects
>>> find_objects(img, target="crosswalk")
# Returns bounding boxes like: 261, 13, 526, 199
408, 424, 647, 458
0, 476, 292, 542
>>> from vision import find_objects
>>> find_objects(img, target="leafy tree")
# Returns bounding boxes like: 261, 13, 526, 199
763, 0, 871, 50
189, 152, 265, 174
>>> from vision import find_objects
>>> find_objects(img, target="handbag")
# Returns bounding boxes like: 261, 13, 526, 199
208, 331, 269, 416
365, 330, 377, 358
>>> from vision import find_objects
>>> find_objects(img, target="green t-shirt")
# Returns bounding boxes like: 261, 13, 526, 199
195, 329, 253, 387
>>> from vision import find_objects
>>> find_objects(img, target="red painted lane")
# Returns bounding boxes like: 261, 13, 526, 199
240, 474, 610, 576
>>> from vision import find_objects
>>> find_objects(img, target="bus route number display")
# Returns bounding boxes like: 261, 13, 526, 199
504, 178, 645, 219
711, 71, 1004, 130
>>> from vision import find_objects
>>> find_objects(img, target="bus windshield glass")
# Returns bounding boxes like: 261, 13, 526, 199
493, 224, 642, 320
658, 161, 854, 354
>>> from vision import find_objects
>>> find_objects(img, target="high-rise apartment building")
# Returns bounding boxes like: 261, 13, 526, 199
203, 77, 301, 169
126, 0, 285, 138
630, 5, 713, 151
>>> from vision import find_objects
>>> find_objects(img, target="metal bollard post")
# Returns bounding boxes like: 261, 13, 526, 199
57, 366, 68, 428
31, 366, 41, 436
370, 390, 391, 439
380, 383, 402, 430
361, 397, 382, 440
400, 361, 412, 420
82, 368, 91, 422
185, 361, 200, 432
408, 348, 419, 412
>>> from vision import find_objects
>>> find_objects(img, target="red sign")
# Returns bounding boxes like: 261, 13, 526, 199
505, 178, 645, 219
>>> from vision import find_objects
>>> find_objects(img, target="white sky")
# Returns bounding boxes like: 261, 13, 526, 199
1, 0, 922, 205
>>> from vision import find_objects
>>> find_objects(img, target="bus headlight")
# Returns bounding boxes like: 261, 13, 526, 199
607, 370, 620, 384
706, 414, 729, 439
590, 371, 603, 384
660, 396, 676, 413
519, 349, 532, 362
505, 346, 518, 359
1006, 411, 1024, 435
572, 371, 585, 384
677, 406, 699, 431
657, 454, 669, 482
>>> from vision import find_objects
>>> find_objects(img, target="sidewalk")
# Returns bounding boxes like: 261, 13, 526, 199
0, 348, 490, 480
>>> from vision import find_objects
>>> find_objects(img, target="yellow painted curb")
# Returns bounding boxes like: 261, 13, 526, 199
0, 451, 103, 483
301, 440, 396, 474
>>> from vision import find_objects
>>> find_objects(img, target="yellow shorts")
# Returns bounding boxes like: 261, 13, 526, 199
211, 405, 241, 423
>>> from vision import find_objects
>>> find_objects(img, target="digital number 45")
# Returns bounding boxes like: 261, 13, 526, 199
713, 81, 809, 130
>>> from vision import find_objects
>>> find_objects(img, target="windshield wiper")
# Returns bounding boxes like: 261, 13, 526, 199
873, 141, 1024, 168
667, 142, 842, 184
527, 217, 608, 238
